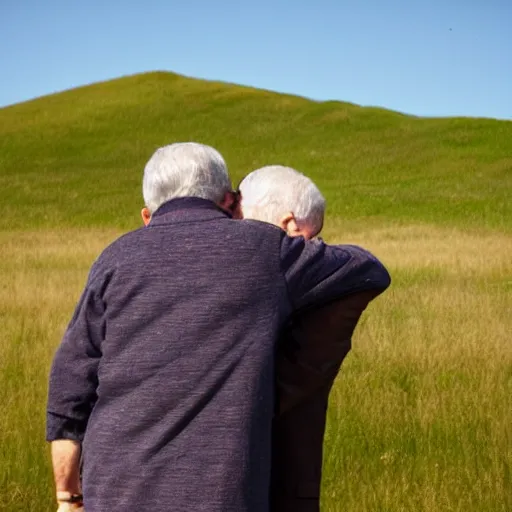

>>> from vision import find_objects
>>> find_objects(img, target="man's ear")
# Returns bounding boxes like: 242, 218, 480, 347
217, 191, 242, 218
141, 207, 151, 226
279, 212, 300, 236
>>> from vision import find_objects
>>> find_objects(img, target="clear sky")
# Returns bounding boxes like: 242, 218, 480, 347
1, 0, 511, 118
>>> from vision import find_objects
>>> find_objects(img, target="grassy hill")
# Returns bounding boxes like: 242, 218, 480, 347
0, 71, 510, 232
0, 73, 511, 511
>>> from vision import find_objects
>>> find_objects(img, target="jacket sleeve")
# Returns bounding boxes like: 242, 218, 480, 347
46, 266, 107, 442
276, 290, 381, 415
280, 235, 391, 314
276, 237, 391, 414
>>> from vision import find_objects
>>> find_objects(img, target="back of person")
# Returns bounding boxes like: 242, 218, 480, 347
82, 206, 290, 511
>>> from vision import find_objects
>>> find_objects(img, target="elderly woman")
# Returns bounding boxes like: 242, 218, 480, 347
237, 165, 389, 512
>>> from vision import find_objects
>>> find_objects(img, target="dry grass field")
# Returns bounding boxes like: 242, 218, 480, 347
0, 224, 510, 511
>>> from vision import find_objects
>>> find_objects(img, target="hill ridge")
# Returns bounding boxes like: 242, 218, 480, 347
0, 71, 510, 232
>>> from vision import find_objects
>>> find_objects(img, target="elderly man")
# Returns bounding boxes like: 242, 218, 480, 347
237, 165, 389, 512
47, 143, 390, 512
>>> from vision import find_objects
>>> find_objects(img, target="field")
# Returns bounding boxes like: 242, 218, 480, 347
0, 72, 511, 511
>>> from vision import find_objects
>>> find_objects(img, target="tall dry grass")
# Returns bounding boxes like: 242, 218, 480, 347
322, 225, 512, 511
0, 230, 118, 512
0, 225, 510, 511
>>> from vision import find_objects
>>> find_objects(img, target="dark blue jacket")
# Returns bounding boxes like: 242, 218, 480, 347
47, 197, 390, 512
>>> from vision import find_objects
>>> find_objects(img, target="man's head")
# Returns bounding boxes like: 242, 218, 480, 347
237, 165, 325, 239
141, 142, 234, 224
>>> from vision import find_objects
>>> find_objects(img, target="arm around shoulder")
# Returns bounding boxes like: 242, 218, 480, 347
280, 234, 391, 314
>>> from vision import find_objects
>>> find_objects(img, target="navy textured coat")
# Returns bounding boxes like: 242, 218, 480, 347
47, 197, 390, 512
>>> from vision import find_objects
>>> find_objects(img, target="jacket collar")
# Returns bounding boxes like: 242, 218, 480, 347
149, 197, 232, 226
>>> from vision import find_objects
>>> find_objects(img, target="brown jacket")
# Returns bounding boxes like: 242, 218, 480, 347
271, 290, 382, 512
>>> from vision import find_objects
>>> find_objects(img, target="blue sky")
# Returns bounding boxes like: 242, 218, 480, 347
1, 0, 511, 118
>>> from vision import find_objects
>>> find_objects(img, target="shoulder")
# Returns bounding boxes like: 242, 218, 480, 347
88, 227, 146, 282
233, 218, 283, 236
222, 218, 285, 247
339, 244, 382, 261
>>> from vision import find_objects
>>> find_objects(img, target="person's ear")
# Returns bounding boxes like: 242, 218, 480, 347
141, 207, 151, 226
218, 191, 242, 218
279, 212, 300, 236
218, 191, 235, 210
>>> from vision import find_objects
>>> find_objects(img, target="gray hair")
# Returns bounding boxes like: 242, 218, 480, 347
143, 142, 232, 213
238, 165, 325, 232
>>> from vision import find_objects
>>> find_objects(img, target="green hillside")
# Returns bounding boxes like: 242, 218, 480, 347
0, 71, 510, 232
